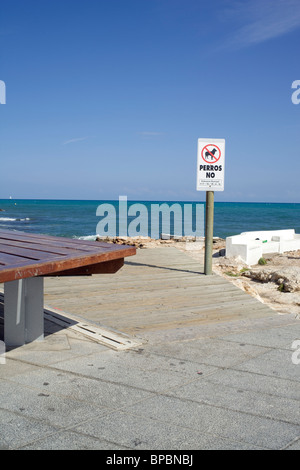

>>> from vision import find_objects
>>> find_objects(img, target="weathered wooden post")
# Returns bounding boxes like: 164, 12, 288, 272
204, 190, 214, 275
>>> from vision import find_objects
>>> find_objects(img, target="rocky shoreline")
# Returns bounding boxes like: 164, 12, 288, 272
95, 235, 223, 250
96, 235, 300, 317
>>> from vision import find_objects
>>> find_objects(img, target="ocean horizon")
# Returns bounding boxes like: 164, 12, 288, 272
0, 198, 299, 240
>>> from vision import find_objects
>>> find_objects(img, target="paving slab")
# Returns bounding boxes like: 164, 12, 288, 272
0, 409, 59, 450
93, 396, 299, 450
199, 368, 300, 401
0, 247, 299, 450
145, 338, 270, 368
233, 348, 300, 382
219, 323, 300, 349
167, 377, 300, 424
72, 409, 264, 451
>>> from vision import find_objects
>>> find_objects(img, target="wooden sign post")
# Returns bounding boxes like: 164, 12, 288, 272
204, 190, 214, 275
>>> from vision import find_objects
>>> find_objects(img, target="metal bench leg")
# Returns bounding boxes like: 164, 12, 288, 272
4, 277, 44, 347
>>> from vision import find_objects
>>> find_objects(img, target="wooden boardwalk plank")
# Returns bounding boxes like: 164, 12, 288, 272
43, 247, 277, 335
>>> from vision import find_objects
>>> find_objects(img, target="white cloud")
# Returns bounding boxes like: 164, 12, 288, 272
138, 131, 164, 137
223, 0, 300, 48
62, 137, 88, 145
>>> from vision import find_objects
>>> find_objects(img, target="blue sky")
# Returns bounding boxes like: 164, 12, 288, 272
1, 0, 300, 202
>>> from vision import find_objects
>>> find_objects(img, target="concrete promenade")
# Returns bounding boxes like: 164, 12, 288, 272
0, 247, 299, 450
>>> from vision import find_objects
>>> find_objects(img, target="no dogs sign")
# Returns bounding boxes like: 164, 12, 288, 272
197, 138, 225, 191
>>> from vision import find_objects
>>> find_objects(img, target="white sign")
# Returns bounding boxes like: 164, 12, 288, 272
197, 138, 225, 191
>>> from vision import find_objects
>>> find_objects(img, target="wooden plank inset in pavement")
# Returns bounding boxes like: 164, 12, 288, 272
43, 247, 277, 336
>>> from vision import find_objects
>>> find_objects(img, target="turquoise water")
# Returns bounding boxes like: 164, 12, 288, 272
0, 199, 299, 240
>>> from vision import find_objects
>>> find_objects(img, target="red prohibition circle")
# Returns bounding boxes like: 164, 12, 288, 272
201, 144, 221, 164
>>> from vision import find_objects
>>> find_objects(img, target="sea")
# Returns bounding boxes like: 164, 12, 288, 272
0, 199, 299, 240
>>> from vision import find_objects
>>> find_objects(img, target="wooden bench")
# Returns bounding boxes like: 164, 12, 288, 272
0, 229, 136, 347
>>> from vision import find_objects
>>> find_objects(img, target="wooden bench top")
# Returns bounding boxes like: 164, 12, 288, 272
0, 229, 136, 283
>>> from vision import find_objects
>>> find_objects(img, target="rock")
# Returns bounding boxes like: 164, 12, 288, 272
96, 236, 151, 248
95, 235, 218, 250
242, 267, 300, 292
215, 255, 248, 273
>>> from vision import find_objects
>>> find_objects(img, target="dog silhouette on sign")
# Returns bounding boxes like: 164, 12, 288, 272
205, 148, 217, 161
